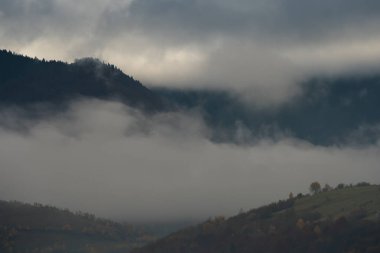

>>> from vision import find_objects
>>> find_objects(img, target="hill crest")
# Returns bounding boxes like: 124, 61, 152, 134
0, 49, 164, 111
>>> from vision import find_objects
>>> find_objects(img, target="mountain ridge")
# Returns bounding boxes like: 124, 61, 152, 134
0, 49, 165, 111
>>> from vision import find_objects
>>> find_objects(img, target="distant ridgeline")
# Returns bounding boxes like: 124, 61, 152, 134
154, 75, 380, 145
0, 50, 164, 111
0, 200, 158, 253
134, 183, 380, 253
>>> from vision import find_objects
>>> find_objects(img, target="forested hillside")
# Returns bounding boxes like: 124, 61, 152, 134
0, 50, 164, 111
155, 77, 380, 146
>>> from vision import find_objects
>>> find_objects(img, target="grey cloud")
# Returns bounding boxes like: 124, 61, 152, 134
0, 0, 126, 56
122, 0, 253, 42
277, 1, 380, 38
0, 100, 379, 222
0, 0, 55, 42
3, 0, 380, 53
123, 0, 380, 44
0, 0, 54, 20
195, 39, 301, 104
0, 0, 81, 37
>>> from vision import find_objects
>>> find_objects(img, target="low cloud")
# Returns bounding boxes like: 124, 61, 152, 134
0, 100, 379, 222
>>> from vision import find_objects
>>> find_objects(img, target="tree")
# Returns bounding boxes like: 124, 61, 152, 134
296, 218, 305, 230
356, 182, 370, 187
323, 184, 332, 192
313, 225, 322, 236
309, 182, 321, 194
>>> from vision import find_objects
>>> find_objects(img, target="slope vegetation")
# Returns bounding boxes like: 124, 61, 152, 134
135, 184, 380, 253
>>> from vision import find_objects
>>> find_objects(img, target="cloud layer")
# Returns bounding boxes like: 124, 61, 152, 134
0, 100, 379, 222
2, 0, 380, 103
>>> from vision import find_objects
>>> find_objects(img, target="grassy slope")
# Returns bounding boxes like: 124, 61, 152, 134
134, 184, 380, 253
294, 185, 380, 220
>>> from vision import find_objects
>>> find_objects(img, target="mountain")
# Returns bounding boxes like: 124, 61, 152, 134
154, 76, 380, 146
0, 50, 164, 111
134, 183, 380, 253
2, 49, 380, 146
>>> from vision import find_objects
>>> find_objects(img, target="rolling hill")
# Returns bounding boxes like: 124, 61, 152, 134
1, 185, 379, 253
134, 184, 380, 253
0, 200, 158, 253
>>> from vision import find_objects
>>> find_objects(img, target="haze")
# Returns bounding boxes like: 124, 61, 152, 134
0, 100, 379, 222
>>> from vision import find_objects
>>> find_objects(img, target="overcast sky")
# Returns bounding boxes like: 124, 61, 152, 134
2, 0, 380, 102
